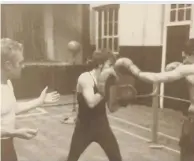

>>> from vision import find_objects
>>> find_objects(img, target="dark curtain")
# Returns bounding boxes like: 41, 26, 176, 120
22, 5, 45, 61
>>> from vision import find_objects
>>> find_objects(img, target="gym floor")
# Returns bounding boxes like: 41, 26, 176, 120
15, 95, 182, 161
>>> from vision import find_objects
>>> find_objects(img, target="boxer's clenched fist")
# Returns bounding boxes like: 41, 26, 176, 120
114, 58, 133, 75
114, 57, 141, 77
165, 62, 183, 72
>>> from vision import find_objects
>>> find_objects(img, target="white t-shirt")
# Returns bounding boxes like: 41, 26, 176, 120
1, 80, 17, 139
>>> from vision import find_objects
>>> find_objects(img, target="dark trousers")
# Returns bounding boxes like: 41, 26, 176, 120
66, 116, 122, 161
1, 138, 18, 161
179, 114, 194, 161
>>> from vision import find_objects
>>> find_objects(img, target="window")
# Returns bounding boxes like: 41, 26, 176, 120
170, 4, 192, 22
94, 5, 119, 53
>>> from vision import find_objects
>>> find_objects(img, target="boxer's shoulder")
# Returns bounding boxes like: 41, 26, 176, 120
78, 72, 94, 86
79, 72, 92, 79
186, 75, 194, 84
178, 64, 194, 76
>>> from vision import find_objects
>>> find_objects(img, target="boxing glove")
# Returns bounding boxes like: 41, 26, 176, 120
114, 57, 141, 78
97, 67, 118, 98
165, 62, 183, 72
114, 58, 133, 75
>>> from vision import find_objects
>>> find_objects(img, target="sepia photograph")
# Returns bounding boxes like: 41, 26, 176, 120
1, 2, 194, 161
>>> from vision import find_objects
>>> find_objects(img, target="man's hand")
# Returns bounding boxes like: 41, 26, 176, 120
15, 87, 60, 114
14, 128, 38, 140
165, 62, 183, 72
38, 87, 60, 104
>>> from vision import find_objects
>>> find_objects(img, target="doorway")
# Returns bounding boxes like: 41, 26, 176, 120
164, 25, 190, 112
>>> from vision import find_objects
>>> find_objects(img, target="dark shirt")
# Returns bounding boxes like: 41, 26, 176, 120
77, 73, 107, 123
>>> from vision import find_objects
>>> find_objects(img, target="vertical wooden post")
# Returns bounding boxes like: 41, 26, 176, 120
73, 61, 77, 112
160, 4, 168, 109
152, 83, 159, 143
150, 83, 162, 148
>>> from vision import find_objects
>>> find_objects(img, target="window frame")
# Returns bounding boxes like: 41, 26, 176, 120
169, 4, 192, 24
93, 4, 120, 55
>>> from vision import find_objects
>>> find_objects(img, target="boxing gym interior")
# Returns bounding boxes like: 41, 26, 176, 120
1, 4, 194, 161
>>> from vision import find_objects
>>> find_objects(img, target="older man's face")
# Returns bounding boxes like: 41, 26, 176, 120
6, 50, 24, 79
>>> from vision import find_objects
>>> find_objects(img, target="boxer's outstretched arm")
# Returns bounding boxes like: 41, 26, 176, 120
138, 70, 182, 83
115, 58, 194, 83
137, 65, 194, 83
133, 64, 193, 83
78, 73, 104, 108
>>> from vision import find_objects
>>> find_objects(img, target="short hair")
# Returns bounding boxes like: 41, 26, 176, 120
1, 38, 23, 66
183, 38, 194, 55
90, 49, 116, 69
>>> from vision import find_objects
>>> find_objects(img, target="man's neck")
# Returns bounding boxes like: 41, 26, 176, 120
90, 69, 101, 85
1, 71, 9, 84
90, 69, 99, 79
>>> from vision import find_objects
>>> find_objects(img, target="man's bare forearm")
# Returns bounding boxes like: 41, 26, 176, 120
137, 65, 194, 83
16, 98, 42, 115
1, 128, 18, 138
87, 93, 104, 108
115, 58, 194, 84
132, 65, 183, 83
115, 58, 184, 83
130, 65, 160, 83
1, 129, 13, 138
124, 63, 156, 83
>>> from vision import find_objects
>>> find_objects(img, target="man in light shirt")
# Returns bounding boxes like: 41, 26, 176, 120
1, 38, 60, 161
